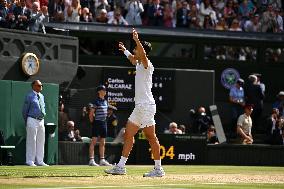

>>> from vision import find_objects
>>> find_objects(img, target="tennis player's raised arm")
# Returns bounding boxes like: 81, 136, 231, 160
118, 42, 137, 65
132, 28, 148, 69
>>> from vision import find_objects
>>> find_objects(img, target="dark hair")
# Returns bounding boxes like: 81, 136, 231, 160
31, 80, 36, 86
244, 104, 254, 109
140, 41, 152, 55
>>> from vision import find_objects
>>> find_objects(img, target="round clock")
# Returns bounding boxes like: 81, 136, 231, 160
21, 53, 40, 76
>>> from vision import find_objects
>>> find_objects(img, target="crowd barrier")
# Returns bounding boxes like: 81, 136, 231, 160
58, 134, 284, 166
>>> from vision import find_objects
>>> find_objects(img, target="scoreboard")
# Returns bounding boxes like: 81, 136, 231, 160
103, 68, 135, 109
152, 69, 175, 111
103, 67, 175, 110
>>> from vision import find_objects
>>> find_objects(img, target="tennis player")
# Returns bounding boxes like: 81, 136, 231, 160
105, 28, 165, 177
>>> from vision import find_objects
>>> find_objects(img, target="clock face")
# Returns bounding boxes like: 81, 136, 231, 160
22, 53, 39, 76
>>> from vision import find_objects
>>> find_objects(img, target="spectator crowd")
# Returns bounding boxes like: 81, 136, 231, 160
0, 0, 283, 33
228, 73, 284, 145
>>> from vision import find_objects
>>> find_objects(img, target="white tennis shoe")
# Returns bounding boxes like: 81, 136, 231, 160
143, 167, 165, 177
100, 159, 112, 166
104, 165, 126, 175
89, 159, 99, 166
37, 162, 49, 166
26, 162, 37, 166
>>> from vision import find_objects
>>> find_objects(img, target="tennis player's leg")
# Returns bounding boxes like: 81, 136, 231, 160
104, 121, 139, 175
143, 125, 165, 177
121, 121, 140, 157
143, 125, 160, 161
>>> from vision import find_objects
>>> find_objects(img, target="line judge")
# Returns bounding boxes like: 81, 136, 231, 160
22, 80, 48, 166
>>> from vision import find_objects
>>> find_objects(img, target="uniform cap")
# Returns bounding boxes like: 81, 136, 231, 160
96, 85, 106, 92
237, 78, 244, 84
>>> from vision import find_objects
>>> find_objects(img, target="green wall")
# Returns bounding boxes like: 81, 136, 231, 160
0, 80, 58, 165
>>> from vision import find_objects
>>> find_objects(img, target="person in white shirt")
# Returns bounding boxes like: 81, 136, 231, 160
244, 14, 261, 32
164, 122, 183, 134
237, 104, 254, 144
28, 2, 46, 33
125, 0, 144, 25
275, 8, 283, 32
105, 28, 165, 177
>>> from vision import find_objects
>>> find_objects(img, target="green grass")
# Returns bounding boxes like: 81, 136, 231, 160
0, 165, 284, 189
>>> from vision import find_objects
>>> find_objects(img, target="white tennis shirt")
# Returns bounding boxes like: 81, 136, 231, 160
134, 60, 155, 105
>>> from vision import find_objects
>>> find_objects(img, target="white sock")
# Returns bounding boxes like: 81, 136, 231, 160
117, 156, 128, 168
154, 160, 161, 170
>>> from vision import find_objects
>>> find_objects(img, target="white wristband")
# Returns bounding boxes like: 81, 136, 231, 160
124, 50, 131, 58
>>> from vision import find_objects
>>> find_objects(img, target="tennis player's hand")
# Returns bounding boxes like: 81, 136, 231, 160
118, 42, 126, 52
132, 28, 139, 41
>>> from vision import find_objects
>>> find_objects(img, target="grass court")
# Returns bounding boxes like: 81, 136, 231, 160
1, 165, 284, 189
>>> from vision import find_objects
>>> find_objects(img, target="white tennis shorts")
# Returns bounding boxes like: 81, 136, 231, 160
128, 104, 156, 128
